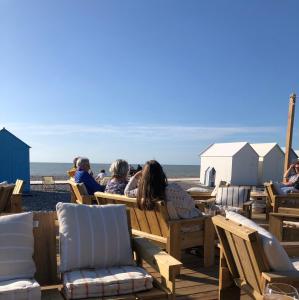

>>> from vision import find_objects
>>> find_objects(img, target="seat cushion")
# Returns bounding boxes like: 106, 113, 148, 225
0, 278, 41, 300
0, 212, 35, 281
226, 211, 295, 272
56, 203, 134, 272
216, 186, 251, 208
63, 266, 153, 299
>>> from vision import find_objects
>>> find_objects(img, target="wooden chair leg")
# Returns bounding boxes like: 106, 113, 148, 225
203, 217, 215, 267
219, 249, 240, 300
167, 223, 181, 260
269, 214, 283, 241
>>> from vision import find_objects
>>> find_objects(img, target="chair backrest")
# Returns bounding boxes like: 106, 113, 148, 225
95, 192, 170, 238
68, 181, 91, 204
212, 215, 270, 296
215, 186, 251, 208
42, 176, 55, 185
0, 184, 15, 212
13, 179, 24, 194
264, 183, 276, 204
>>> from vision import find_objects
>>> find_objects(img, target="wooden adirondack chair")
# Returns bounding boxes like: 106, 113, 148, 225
0, 184, 15, 212
68, 180, 97, 205
9, 179, 24, 213
94, 192, 215, 267
212, 215, 299, 300
30, 210, 181, 299
265, 182, 299, 218
269, 207, 299, 241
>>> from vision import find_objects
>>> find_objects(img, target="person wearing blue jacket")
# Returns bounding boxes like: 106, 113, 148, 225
75, 157, 105, 195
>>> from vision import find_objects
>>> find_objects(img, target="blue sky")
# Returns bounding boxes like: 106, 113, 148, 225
1, 0, 299, 164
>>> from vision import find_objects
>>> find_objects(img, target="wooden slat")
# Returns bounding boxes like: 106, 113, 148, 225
233, 236, 261, 294
33, 211, 59, 285
145, 210, 162, 236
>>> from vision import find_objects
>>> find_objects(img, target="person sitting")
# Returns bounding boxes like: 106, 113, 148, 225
124, 160, 201, 219
105, 159, 129, 195
75, 157, 105, 195
67, 156, 80, 179
95, 169, 106, 181
280, 160, 299, 194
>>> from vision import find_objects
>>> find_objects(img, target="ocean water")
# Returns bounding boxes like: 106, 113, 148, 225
30, 162, 200, 179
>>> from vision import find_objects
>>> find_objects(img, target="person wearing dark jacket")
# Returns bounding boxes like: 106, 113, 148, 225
75, 157, 105, 195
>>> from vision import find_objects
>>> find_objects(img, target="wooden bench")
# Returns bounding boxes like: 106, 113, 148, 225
213, 215, 299, 300
94, 192, 215, 267
10, 210, 182, 300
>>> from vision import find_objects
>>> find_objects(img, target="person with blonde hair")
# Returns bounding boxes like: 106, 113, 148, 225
105, 159, 129, 195
124, 160, 201, 219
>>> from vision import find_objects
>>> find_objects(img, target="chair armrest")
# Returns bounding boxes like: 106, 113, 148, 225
270, 213, 299, 218
262, 271, 299, 283
275, 194, 299, 200
132, 237, 182, 293
281, 241, 299, 257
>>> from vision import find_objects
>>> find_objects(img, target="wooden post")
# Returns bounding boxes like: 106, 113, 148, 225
284, 93, 296, 181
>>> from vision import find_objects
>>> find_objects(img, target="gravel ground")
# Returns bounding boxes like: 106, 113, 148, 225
23, 180, 211, 211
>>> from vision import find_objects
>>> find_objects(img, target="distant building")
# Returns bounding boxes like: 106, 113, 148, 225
250, 143, 284, 185
0, 128, 30, 192
281, 147, 298, 164
199, 142, 259, 186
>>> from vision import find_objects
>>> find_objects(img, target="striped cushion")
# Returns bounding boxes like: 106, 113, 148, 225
0, 278, 40, 300
63, 266, 153, 299
0, 212, 36, 281
56, 203, 134, 272
215, 186, 251, 208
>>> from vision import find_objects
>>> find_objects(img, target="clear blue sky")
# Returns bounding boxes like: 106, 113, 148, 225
1, 0, 299, 164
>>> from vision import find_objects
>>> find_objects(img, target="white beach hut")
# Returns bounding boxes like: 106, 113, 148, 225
250, 143, 284, 185
199, 142, 259, 186
281, 147, 298, 164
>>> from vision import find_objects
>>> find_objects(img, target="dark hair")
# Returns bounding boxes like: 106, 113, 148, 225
137, 160, 168, 210
100, 169, 105, 173
73, 157, 80, 168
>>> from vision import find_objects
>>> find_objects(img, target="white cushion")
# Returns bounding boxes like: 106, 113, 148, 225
0, 212, 36, 281
226, 211, 295, 272
56, 203, 134, 272
63, 266, 153, 299
290, 258, 299, 271
0, 278, 40, 300
216, 186, 250, 208
186, 187, 209, 193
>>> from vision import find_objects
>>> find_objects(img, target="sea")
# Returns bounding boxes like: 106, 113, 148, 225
30, 162, 200, 179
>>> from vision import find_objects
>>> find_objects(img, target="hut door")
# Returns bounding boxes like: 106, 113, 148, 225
204, 167, 216, 187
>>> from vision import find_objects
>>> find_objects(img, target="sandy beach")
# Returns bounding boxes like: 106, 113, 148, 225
23, 178, 211, 211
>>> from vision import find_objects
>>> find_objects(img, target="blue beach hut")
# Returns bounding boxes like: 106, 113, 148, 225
0, 128, 30, 192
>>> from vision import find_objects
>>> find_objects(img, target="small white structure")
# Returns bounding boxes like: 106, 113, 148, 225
199, 142, 259, 186
251, 143, 284, 185
281, 147, 298, 164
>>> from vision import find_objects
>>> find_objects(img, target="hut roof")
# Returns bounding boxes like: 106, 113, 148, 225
199, 142, 249, 157
250, 143, 283, 157
0, 128, 31, 148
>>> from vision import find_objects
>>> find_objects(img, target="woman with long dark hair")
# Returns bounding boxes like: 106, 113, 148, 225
124, 160, 201, 219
